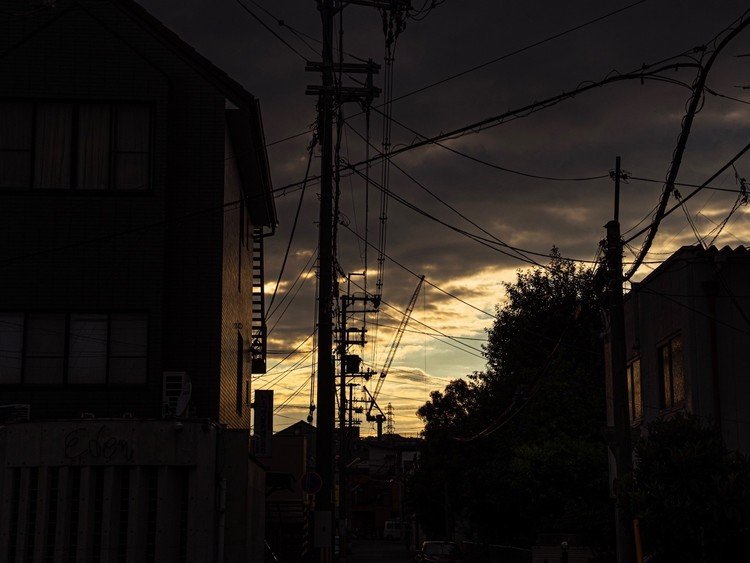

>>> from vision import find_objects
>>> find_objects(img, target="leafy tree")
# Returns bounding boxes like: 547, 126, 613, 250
617, 414, 750, 562
411, 252, 614, 551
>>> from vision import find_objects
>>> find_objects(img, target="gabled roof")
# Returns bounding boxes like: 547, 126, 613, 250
0, 0, 277, 227
636, 244, 750, 285
227, 108, 277, 228
276, 420, 316, 437
0, 0, 259, 110
106, 0, 259, 111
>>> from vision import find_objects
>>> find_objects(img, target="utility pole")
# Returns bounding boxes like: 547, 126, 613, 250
312, 0, 335, 559
307, 2, 408, 560
605, 156, 635, 563
338, 295, 349, 560
337, 289, 377, 560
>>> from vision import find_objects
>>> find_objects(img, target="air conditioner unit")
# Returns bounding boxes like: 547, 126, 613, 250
0, 404, 31, 423
162, 372, 191, 418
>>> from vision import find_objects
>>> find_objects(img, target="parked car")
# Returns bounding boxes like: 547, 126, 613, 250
415, 541, 462, 562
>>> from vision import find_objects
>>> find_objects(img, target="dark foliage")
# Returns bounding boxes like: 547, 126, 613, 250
617, 414, 750, 562
410, 252, 614, 551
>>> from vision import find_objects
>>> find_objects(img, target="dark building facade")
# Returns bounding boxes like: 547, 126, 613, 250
0, 1, 276, 560
0, 0, 276, 429
614, 245, 750, 453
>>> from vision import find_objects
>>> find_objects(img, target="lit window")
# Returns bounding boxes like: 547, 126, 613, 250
659, 335, 684, 409
627, 358, 642, 422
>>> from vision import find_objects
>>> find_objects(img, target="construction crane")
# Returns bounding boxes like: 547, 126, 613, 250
365, 275, 424, 437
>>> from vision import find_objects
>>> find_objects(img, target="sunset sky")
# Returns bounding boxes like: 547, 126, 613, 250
140, 0, 750, 434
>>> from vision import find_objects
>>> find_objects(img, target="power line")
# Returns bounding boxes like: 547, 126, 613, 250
376, 308, 486, 360
387, 0, 650, 107
635, 284, 750, 337
232, 0, 309, 62
625, 8, 750, 277
266, 0, 651, 148
370, 106, 611, 183
340, 222, 495, 318
624, 140, 750, 245
343, 122, 541, 266
256, 330, 316, 378
267, 136, 317, 313
452, 328, 568, 442
274, 376, 312, 412
345, 277, 486, 360
273, 59, 702, 199
267, 129, 314, 147
345, 162, 602, 265
262, 349, 315, 391
369, 320, 487, 342
268, 252, 319, 335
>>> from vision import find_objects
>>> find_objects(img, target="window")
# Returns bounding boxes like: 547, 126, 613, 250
0, 101, 151, 191
0, 102, 33, 188
68, 314, 108, 384
25, 314, 66, 385
627, 358, 642, 422
0, 312, 148, 385
0, 313, 24, 383
109, 314, 148, 385
659, 335, 684, 409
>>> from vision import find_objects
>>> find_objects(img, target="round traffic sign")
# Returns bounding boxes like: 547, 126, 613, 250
301, 471, 323, 494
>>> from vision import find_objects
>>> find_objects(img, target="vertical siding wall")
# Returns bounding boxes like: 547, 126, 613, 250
0, 421, 233, 563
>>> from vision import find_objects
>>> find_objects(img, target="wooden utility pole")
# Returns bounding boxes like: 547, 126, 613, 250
312, 0, 335, 558
605, 156, 635, 563
307, 2, 408, 560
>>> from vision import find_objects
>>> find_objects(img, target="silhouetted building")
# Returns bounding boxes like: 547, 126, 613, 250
616, 245, 750, 452
0, 0, 276, 560
264, 420, 317, 563
0, 0, 275, 426
349, 435, 420, 541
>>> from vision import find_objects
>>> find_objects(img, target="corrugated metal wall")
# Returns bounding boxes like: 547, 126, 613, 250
0, 464, 218, 562
0, 421, 223, 563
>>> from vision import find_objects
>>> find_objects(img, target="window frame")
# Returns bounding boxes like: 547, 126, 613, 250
0, 311, 150, 388
626, 357, 643, 423
0, 98, 154, 193
658, 333, 685, 410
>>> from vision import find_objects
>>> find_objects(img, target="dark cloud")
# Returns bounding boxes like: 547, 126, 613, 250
139, 0, 750, 430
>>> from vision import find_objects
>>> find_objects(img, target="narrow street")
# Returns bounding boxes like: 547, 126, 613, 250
348, 539, 413, 563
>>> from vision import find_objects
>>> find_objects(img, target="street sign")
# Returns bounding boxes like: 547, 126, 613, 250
252, 390, 273, 457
